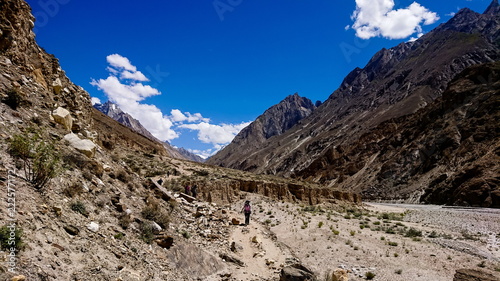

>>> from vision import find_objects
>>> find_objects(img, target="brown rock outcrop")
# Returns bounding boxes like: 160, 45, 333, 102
453, 268, 500, 281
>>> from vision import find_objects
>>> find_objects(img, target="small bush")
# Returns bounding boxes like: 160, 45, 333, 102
8, 130, 60, 189
114, 233, 125, 240
140, 222, 155, 244
365, 271, 376, 280
318, 221, 324, 228
70, 201, 88, 217
395, 269, 402, 274
405, 227, 422, 238
181, 230, 191, 239
428, 230, 439, 238
388, 241, 398, 246
0, 225, 24, 252
350, 230, 356, 236
141, 200, 170, 229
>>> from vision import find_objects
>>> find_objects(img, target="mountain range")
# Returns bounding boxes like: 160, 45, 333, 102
208, 2, 500, 207
94, 101, 204, 162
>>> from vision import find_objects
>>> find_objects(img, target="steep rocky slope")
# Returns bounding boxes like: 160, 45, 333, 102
294, 62, 500, 207
210, 3, 500, 206
0, 0, 361, 279
208, 93, 315, 168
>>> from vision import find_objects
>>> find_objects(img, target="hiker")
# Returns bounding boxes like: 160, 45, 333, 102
184, 185, 191, 196
242, 200, 251, 225
191, 184, 198, 198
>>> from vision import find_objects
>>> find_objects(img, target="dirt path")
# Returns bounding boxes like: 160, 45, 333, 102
213, 203, 292, 281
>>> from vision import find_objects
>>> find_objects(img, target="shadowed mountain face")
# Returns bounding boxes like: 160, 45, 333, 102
209, 3, 500, 206
295, 62, 500, 207
207, 93, 316, 167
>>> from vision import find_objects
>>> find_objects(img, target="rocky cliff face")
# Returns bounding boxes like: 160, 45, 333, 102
209, 3, 500, 206
294, 62, 500, 207
207, 93, 316, 168
0, 0, 94, 134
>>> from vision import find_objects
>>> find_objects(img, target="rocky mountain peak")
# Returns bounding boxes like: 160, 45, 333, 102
207, 93, 316, 168
485, 0, 500, 15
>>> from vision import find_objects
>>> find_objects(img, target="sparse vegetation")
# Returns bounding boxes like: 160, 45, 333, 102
141, 198, 171, 228
365, 271, 376, 279
404, 227, 422, 238
388, 241, 398, 246
70, 201, 89, 217
0, 225, 24, 252
8, 129, 61, 189
140, 222, 155, 244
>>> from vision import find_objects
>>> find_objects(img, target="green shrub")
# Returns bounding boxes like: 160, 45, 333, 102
140, 222, 155, 244
318, 221, 324, 228
405, 227, 422, 238
365, 271, 376, 279
0, 225, 24, 252
70, 201, 89, 217
388, 241, 398, 246
8, 130, 60, 189
141, 200, 170, 229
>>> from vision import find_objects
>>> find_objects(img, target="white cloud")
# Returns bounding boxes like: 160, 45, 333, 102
121, 70, 149, 81
91, 54, 249, 150
91, 55, 178, 142
107, 54, 137, 72
351, 0, 439, 40
91, 97, 101, 105
446, 12, 456, 17
179, 121, 251, 146
169, 109, 210, 123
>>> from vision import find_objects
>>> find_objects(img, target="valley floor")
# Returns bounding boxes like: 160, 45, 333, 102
213, 195, 500, 281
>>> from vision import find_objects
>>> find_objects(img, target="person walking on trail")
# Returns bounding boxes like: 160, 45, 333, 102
184, 185, 191, 196
191, 184, 198, 198
242, 200, 251, 225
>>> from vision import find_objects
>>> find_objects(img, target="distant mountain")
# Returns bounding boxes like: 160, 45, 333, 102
94, 101, 158, 141
94, 101, 203, 162
207, 93, 316, 168
175, 147, 205, 162
208, 2, 500, 206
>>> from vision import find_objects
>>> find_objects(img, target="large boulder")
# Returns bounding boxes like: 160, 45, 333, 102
64, 133, 96, 158
52, 107, 73, 131
52, 78, 62, 94
453, 268, 500, 281
280, 264, 316, 281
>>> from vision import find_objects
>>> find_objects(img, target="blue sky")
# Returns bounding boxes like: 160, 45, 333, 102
26, 0, 491, 158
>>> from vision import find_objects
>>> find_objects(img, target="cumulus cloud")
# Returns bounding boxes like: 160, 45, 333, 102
91, 97, 101, 105
351, 0, 439, 40
91, 54, 250, 151
179, 121, 251, 146
107, 54, 137, 72
91, 55, 178, 141
169, 109, 210, 123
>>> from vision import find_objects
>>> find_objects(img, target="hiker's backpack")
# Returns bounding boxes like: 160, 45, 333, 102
244, 204, 251, 213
